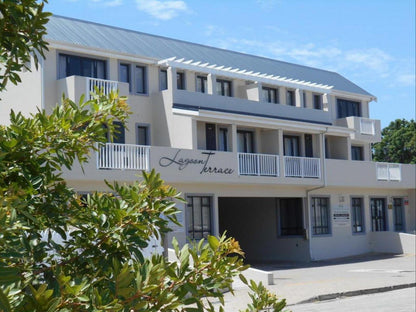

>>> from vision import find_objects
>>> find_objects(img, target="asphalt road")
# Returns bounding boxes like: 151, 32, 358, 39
290, 287, 416, 312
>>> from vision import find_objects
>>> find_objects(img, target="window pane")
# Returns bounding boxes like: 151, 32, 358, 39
216, 81, 222, 95
337, 99, 361, 118
120, 64, 130, 83
218, 128, 228, 151
159, 69, 167, 90
135, 66, 146, 94
112, 121, 125, 144
224, 81, 231, 96
312, 197, 329, 235
287, 90, 294, 106
137, 126, 148, 145
186, 196, 211, 240
177, 72, 184, 90
314, 94, 322, 109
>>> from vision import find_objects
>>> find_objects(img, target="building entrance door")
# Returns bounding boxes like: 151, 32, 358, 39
371, 198, 387, 231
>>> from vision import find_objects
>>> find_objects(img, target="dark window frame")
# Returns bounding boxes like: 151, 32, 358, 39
186, 195, 212, 240
313, 94, 322, 110
351, 197, 365, 233
196, 75, 207, 93
216, 79, 232, 97
237, 130, 254, 153
59, 53, 107, 79
159, 69, 168, 90
286, 89, 295, 106
370, 197, 387, 232
278, 198, 304, 236
177, 71, 185, 90
337, 98, 361, 118
218, 127, 228, 152
134, 65, 147, 94
136, 124, 150, 146
311, 197, 331, 235
351, 146, 364, 161
393, 198, 405, 232
262, 86, 278, 104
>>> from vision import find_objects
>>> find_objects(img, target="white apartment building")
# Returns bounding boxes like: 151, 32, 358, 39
2, 15, 415, 262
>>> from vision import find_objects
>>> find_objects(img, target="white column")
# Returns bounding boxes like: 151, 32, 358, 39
295, 88, 302, 107
167, 66, 177, 90
278, 129, 284, 176
207, 73, 216, 95
191, 119, 198, 150
347, 136, 352, 160
323, 93, 329, 112
231, 124, 238, 152
280, 87, 286, 105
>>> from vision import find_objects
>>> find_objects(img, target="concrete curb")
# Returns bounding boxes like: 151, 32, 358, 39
291, 283, 416, 306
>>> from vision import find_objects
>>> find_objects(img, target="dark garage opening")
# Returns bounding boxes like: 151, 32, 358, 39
218, 197, 310, 263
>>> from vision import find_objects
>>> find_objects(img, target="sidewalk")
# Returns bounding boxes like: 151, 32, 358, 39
219, 253, 416, 311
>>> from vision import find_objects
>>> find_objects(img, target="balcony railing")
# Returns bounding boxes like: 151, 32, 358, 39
87, 78, 118, 99
284, 156, 321, 178
238, 153, 279, 176
360, 118, 376, 135
97, 143, 150, 170
376, 163, 401, 181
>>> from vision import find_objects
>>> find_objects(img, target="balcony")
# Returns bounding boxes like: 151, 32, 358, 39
284, 156, 321, 178
376, 163, 401, 181
97, 143, 150, 171
238, 153, 279, 176
57, 76, 129, 103
335, 116, 381, 143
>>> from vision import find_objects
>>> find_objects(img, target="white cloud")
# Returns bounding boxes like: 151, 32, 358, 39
136, 0, 189, 20
395, 74, 416, 86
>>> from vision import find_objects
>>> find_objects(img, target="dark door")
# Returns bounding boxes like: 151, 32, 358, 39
371, 198, 387, 231
284, 135, 300, 156
305, 134, 313, 157
206, 123, 216, 150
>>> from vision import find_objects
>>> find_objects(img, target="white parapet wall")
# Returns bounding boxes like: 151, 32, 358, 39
369, 232, 416, 254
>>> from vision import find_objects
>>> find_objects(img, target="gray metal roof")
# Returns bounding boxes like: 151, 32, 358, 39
46, 15, 374, 97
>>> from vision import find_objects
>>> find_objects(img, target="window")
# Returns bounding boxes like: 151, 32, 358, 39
59, 54, 106, 79
206, 123, 216, 150
119, 64, 130, 83
351, 146, 364, 161
177, 72, 185, 90
286, 90, 295, 106
303, 92, 307, 107
137, 125, 149, 146
216, 79, 232, 97
313, 94, 322, 110
103, 121, 125, 143
337, 99, 361, 118
351, 197, 364, 233
186, 196, 212, 240
262, 86, 278, 104
196, 75, 207, 93
311, 197, 330, 235
283, 135, 300, 156
370, 198, 387, 231
218, 128, 228, 151
135, 65, 146, 94
237, 130, 254, 153
279, 198, 303, 236
160, 69, 167, 90
393, 198, 405, 232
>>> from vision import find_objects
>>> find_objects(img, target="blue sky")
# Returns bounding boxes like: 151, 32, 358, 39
46, 0, 415, 128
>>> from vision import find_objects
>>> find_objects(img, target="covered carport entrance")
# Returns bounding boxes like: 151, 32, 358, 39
218, 197, 310, 263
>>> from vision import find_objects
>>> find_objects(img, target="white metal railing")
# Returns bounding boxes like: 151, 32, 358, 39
97, 143, 150, 171
376, 163, 401, 181
284, 156, 321, 178
238, 153, 279, 176
360, 118, 375, 135
87, 78, 118, 99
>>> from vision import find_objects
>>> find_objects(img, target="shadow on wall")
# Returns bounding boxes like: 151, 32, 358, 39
369, 232, 416, 254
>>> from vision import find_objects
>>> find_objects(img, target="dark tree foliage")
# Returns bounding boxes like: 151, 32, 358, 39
0, 0, 51, 92
373, 119, 416, 164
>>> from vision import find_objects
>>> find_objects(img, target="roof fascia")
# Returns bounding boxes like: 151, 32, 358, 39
331, 89, 377, 103
172, 108, 354, 135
